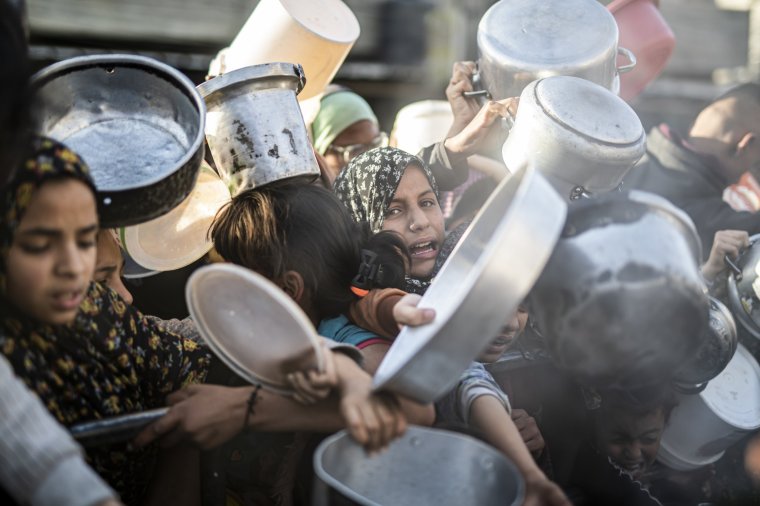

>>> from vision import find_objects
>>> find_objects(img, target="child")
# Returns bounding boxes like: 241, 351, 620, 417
0, 137, 211, 504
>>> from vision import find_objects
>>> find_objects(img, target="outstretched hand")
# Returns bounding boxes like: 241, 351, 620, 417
702, 229, 749, 281
287, 341, 339, 405
392, 293, 435, 329
444, 98, 519, 157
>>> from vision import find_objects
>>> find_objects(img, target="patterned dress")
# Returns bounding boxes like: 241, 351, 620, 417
0, 282, 211, 504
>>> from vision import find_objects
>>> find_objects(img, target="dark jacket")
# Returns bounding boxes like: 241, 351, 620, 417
624, 125, 760, 258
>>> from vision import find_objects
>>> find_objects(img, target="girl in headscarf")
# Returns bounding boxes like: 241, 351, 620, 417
0, 137, 211, 504
333, 146, 465, 294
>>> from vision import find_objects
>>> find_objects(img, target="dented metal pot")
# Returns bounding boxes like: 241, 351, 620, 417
198, 62, 320, 196
529, 190, 709, 389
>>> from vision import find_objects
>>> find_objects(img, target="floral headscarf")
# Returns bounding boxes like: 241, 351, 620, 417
0, 137, 96, 288
334, 146, 451, 294
333, 146, 439, 234
0, 139, 210, 503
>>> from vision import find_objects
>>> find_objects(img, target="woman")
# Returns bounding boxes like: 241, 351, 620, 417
334, 146, 459, 294
0, 137, 211, 504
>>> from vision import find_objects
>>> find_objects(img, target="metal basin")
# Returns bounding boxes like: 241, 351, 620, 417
372, 167, 567, 403
31, 54, 206, 227
313, 426, 524, 506
529, 190, 708, 389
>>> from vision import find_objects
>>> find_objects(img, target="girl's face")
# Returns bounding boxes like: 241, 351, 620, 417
4, 179, 98, 325
596, 407, 666, 480
94, 230, 133, 305
382, 165, 445, 278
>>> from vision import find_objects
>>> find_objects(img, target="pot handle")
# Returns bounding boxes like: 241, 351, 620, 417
725, 254, 743, 281
617, 47, 637, 74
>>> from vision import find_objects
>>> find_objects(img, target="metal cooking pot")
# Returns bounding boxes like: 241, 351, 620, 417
726, 234, 760, 340
477, 0, 636, 101
529, 190, 709, 389
312, 427, 524, 506
198, 62, 320, 197
31, 55, 206, 228
501, 76, 646, 201
672, 296, 738, 389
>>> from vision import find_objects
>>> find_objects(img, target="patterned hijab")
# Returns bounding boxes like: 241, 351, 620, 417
333, 146, 439, 234
0, 137, 96, 288
334, 146, 450, 294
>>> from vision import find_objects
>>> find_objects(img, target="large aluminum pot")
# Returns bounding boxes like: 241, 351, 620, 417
477, 0, 636, 100
529, 190, 709, 389
726, 234, 760, 341
313, 426, 524, 506
31, 54, 206, 227
198, 63, 320, 196
658, 344, 760, 471
672, 296, 738, 389
373, 167, 566, 403
502, 76, 646, 201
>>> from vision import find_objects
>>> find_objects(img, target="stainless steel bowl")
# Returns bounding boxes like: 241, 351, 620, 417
726, 234, 760, 341
31, 54, 206, 227
313, 426, 524, 506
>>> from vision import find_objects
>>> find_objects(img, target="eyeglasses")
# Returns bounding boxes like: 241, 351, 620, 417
327, 132, 389, 166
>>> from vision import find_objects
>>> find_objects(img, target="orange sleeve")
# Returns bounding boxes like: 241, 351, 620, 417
348, 288, 407, 339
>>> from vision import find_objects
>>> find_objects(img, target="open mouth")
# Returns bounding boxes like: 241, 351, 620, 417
409, 240, 438, 259
51, 289, 85, 311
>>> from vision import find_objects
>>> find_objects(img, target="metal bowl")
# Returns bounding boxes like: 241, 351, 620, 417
31, 54, 206, 227
726, 234, 760, 340
372, 167, 567, 403
313, 426, 524, 506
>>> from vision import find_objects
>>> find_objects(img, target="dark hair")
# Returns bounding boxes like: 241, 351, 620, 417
596, 384, 678, 424
0, 0, 31, 186
711, 82, 760, 108
210, 181, 409, 319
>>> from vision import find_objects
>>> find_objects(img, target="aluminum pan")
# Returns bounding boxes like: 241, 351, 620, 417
313, 426, 524, 506
186, 263, 324, 395
372, 168, 567, 403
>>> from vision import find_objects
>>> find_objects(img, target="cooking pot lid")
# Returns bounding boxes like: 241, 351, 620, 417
700, 344, 760, 430
534, 76, 645, 145
478, 0, 617, 69
121, 163, 231, 272
186, 263, 324, 394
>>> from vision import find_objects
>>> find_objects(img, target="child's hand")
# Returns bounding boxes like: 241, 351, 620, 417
524, 476, 571, 506
392, 293, 435, 329
511, 409, 545, 457
702, 229, 749, 281
334, 354, 407, 452
286, 341, 339, 405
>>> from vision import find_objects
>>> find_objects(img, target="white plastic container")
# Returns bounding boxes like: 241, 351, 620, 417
657, 344, 760, 471
223, 0, 360, 100
391, 100, 453, 155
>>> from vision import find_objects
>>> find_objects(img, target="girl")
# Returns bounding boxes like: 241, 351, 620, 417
0, 137, 211, 505
334, 146, 569, 506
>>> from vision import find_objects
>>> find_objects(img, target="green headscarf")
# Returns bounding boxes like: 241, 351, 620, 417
311, 90, 379, 155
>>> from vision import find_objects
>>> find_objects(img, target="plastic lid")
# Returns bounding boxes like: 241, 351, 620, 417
700, 344, 760, 430
186, 264, 324, 394
281, 0, 360, 44
122, 163, 230, 272
534, 76, 644, 145
478, 0, 617, 69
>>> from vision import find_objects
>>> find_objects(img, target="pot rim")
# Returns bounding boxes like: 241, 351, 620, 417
30, 53, 207, 192
197, 62, 305, 101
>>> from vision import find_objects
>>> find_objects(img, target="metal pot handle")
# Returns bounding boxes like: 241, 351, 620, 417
617, 47, 637, 74
725, 254, 743, 281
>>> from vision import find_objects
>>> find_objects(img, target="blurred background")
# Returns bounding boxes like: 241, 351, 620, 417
24, 0, 758, 135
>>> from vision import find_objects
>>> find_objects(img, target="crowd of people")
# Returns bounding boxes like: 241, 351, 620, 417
4, 1, 760, 505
